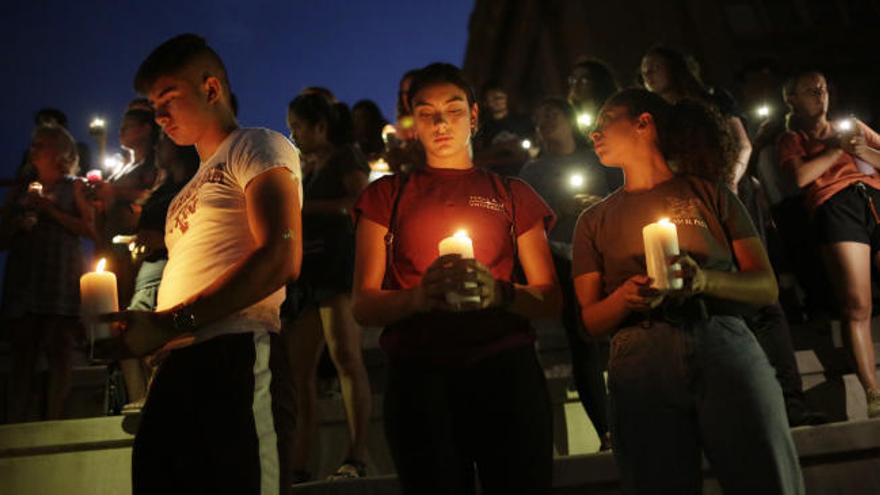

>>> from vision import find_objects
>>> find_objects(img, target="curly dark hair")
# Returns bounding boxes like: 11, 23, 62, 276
665, 100, 738, 185
604, 88, 737, 185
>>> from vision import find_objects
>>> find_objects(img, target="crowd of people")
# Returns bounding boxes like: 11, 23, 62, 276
1, 31, 879, 495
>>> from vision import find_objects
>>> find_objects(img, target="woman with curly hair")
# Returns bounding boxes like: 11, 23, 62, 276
573, 88, 803, 493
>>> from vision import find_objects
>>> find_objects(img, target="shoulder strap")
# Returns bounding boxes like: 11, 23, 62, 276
488, 172, 521, 281
383, 173, 410, 287
501, 176, 518, 263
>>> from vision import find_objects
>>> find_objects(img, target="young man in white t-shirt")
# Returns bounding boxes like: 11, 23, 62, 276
100, 34, 302, 495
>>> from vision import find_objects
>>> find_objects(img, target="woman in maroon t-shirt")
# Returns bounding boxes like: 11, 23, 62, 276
353, 63, 560, 494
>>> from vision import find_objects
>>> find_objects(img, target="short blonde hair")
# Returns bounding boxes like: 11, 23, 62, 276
33, 125, 79, 174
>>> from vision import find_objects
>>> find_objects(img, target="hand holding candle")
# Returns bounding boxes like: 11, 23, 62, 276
80, 258, 119, 344
642, 218, 683, 290
437, 230, 481, 308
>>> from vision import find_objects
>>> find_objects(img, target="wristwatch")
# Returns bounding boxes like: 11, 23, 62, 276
171, 305, 197, 332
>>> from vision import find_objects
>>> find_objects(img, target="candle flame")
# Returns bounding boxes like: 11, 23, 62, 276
96, 258, 106, 273
369, 158, 390, 172
454, 230, 470, 239
658, 217, 672, 225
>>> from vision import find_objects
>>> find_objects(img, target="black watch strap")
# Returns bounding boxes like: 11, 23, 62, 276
171, 306, 197, 332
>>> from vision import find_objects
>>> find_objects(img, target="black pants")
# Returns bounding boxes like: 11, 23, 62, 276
132, 332, 292, 495
745, 303, 805, 405
554, 254, 609, 437
384, 345, 553, 495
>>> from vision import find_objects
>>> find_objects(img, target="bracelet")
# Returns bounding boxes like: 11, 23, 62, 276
497, 280, 516, 308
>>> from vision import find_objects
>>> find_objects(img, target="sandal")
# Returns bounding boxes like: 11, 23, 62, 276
326, 458, 367, 480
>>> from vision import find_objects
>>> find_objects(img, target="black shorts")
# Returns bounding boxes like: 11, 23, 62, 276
814, 182, 880, 250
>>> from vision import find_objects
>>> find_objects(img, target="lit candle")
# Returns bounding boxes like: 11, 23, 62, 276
438, 230, 475, 258
368, 158, 393, 183
27, 181, 44, 196
80, 258, 119, 342
569, 173, 585, 189
437, 230, 479, 306
642, 218, 683, 290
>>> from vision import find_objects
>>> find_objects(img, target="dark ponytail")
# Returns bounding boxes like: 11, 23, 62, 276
604, 88, 736, 184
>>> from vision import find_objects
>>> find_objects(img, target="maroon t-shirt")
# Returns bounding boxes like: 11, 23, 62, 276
354, 166, 555, 366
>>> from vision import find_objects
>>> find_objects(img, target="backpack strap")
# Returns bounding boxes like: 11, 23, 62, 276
382, 173, 410, 288
488, 172, 522, 282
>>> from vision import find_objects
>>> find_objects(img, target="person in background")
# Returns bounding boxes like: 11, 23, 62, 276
353, 63, 560, 494
641, 45, 752, 191
16, 108, 92, 180
567, 58, 619, 127
119, 132, 199, 413
1, 125, 95, 422
93, 103, 160, 304
778, 70, 880, 418
566, 58, 624, 189
519, 96, 612, 450
473, 83, 534, 176
91, 102, 161, 410
352, 99, 389, 158
385, 69, 423, 173
284, 93, 372, 481
574, 88, 803, 494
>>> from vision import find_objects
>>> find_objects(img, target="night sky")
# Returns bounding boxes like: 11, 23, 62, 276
1, 0, 473, 176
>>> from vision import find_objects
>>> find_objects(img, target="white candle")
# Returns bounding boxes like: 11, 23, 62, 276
437, 230, 479, 306
27, 182, 44, 196
80, 258, 119, 342
438, 230, 475, 259
642, 218, 683, 290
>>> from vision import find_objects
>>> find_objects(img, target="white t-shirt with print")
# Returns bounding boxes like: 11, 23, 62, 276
157, 128, 302, 345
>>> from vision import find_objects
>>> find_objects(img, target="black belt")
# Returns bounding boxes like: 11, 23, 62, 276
620, 297, 745, 329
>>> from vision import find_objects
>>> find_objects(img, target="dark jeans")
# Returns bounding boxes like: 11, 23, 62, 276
384, 345, 553, 495
608, 317, 804, 495
554, 254, 609, 437
132, 332, 292, 495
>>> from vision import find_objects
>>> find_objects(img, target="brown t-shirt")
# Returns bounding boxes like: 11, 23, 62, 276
354, 166, 555, 366
777, 121, 880, 211
572, 175, 757, 298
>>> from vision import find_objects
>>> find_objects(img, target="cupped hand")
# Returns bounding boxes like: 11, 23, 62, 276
615, 274, 663, 312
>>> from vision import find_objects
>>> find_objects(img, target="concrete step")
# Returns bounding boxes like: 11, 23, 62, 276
2, 412, 879, 494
